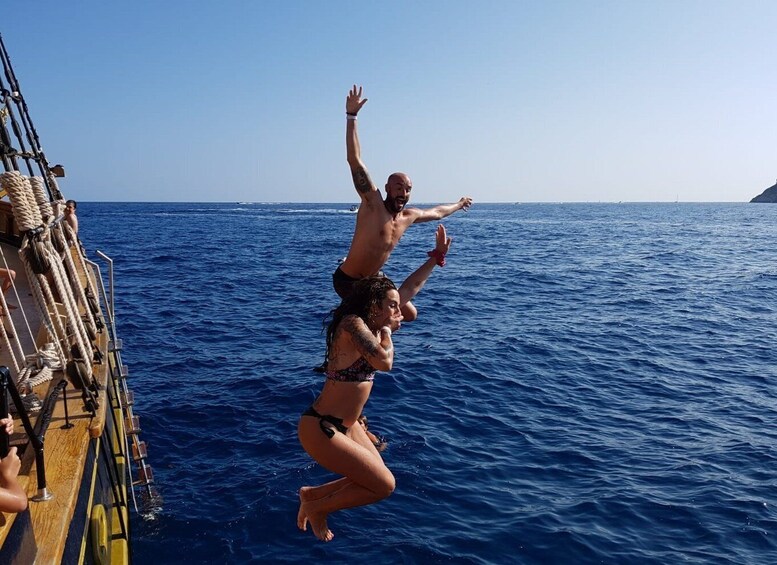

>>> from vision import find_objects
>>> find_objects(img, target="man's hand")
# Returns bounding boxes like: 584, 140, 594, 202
459, 197, 473, 211
346, 85, 368, 115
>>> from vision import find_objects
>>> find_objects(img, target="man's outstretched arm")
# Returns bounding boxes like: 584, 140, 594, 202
412, 197, 473, 223
346, 85, 377, 198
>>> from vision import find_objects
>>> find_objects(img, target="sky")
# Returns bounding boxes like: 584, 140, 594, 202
1, 1, 776, 203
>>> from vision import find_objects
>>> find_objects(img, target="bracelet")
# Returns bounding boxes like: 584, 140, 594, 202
346, 113, 357, 120
427, 249, 446, 267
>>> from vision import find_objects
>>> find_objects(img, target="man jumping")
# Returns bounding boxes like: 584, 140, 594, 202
334, 85, 472, 321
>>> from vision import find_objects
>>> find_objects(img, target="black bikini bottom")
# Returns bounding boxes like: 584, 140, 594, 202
302, 406, 349, 439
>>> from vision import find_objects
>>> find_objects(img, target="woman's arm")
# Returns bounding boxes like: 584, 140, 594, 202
340, 315, 394, 371
398, 224, 452, 306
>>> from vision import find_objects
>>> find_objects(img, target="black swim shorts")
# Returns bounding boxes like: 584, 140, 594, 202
332, 265, 359, 299
332, 265, 386, 299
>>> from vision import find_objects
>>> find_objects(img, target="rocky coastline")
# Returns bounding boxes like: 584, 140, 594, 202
751, 181, 777, 203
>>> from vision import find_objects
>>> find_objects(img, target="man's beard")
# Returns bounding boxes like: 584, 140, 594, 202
385, 197, 405, 214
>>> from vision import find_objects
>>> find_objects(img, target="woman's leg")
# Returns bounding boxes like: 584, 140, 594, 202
298, 418, 387, 524
298, 417, 395, 541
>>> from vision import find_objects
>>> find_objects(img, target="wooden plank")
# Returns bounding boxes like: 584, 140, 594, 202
22, 373, 107, 564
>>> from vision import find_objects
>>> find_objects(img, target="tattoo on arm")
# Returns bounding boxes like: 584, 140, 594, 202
342, 316, 381, 356
354, 328, 381, 357
351, 165, 374, 195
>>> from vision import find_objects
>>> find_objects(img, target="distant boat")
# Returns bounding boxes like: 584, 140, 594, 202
349, 204, 359, 212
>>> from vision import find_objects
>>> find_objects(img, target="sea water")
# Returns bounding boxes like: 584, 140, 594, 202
79, 202, 777, 564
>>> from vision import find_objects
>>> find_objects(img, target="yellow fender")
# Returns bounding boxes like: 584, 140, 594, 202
90, 504, 109, 565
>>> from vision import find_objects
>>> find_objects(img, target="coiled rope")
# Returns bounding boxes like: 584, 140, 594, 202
0, 169, 88, 376
17, 343, 61, 394
29, 176, 54, 227
2, 171, 42, 230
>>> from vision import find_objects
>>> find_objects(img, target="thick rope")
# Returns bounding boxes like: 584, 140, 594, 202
22, 256, 66, 366
0, 314, 17, 373
6, 172, 94, 379
74, 229, 102, 324
59, 208, 103, 332
50, 213, 98, 336
44, 245, 92, 377
28, 342, 61, 370
29, 176, 53, 223
17, 366, 52, 393
0, 171, 40, 231
16, 343, 60, 393
1, 173, 104, 396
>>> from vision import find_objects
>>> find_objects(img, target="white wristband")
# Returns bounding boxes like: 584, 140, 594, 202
346, 114, 357, 121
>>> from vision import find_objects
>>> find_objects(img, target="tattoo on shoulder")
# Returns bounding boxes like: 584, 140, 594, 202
351, 165, 374, 195
340, 316, 359, 334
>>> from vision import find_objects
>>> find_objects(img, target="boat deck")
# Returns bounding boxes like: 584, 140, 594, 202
0, 244, 115, 564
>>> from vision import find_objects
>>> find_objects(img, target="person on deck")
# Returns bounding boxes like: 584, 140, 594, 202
0, 415, 26, 513
335, 85, 472, 322
298, 225, 452, 542
64, 200, 78, 240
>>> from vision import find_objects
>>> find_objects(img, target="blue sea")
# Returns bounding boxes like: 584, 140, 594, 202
79, 202, 777, 564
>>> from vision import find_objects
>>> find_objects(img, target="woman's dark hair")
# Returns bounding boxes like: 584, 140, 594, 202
324, 276, 396, 364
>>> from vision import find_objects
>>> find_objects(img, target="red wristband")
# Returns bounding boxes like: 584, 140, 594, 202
427, 249, 446, 267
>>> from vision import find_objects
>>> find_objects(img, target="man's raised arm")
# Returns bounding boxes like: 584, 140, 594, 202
345, 85, 377, 198
412, 197, 473, 223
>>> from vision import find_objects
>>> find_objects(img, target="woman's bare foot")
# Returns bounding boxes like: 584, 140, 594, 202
304, 505, 334, 542
298, 487, 333, 541
297, 488, 311, 531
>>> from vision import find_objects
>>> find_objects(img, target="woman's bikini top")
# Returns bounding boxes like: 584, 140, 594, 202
326, 356, 376, 383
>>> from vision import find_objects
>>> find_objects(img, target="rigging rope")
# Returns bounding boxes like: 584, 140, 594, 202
1, 170, 40, 230
0, 170, 96, 382
44, 244, 92, 377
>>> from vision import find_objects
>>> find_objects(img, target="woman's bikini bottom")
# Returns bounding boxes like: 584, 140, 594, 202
302, 405, 349, 439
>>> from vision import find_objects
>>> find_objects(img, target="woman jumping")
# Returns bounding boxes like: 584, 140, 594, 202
297, 224, 451, 541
